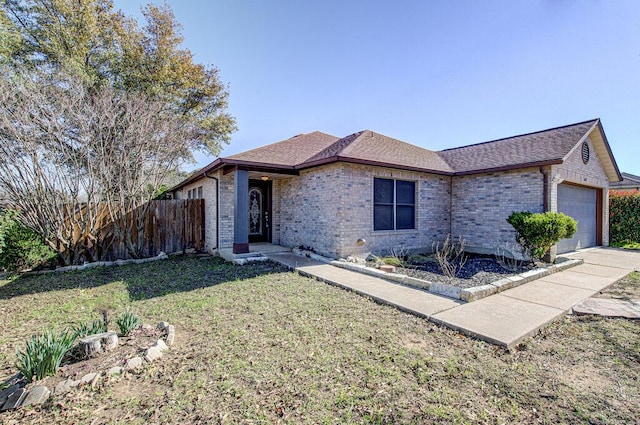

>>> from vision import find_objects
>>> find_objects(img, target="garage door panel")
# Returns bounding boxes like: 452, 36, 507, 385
556, 184, 597, 254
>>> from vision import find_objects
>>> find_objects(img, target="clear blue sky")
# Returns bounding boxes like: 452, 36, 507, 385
113, 0, 640, 175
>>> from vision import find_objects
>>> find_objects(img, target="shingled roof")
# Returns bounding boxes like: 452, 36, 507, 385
226, 131, 339, 167
171, 118, 621, 191
438, 119, 600, 174
299, 130, 454, 174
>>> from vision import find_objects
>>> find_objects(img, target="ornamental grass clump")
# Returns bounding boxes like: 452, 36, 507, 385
507, 211, 577, 264
16, 328, 76, 382
73, 318, 108, 339
116, 309, 142, 336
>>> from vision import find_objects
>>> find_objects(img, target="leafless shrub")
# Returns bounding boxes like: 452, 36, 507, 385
496, 243, 526, 273
432, 235, 467, 283
0, 67, 192, 264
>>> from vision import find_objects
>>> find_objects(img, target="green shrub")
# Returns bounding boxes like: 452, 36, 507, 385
609, 190, 640, 244
507, 211, 577, 263
16, 328, 76, 382
0, 210, 56, 272
116, 309, 142, 336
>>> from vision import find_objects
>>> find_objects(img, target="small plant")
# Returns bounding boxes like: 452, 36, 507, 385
495, 243, 525, 273
432, 235, 467, 282
370, 247, 409, 269
15, 328, 76, 382
507, 211, 577, 264
73, 318, 108, 339
116, 309, 142, 336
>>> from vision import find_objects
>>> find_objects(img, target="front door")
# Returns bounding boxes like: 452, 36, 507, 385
248, 180, 272, 243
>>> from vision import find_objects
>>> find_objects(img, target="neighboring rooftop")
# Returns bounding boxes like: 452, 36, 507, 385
610, 172, 640, 189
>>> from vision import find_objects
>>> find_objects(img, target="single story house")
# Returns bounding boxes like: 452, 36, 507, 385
610, 172, 640, 192
169, 118, 621, 261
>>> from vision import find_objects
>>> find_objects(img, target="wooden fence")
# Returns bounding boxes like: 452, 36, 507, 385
105, 199, 205, 260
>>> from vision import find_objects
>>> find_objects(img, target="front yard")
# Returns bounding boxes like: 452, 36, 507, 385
0, 256, 638, 424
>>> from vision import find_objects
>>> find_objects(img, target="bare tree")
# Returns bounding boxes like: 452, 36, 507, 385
0, 67, 191, 264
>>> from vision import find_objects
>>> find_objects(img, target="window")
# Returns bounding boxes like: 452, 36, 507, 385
374, 178, 415, 230
186, 186, 203, 199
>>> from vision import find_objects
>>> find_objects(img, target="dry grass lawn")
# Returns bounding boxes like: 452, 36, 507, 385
0, 256, 638, 424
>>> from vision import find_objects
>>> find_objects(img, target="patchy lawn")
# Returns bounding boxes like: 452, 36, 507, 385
0, 256, 638, 424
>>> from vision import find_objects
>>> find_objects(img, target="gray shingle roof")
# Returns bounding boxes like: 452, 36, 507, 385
610, 172, 640, 188
438, 119, 599, 173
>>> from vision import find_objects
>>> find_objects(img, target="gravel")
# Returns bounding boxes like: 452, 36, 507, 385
369, 254, 536, 289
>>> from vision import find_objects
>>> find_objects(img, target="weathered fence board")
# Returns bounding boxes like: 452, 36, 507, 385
103, 199, 204, 261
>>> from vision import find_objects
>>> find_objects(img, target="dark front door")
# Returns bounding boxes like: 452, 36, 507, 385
248, 180, 272, 243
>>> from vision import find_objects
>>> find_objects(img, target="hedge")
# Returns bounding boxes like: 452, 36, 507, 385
609, 190, 640, 244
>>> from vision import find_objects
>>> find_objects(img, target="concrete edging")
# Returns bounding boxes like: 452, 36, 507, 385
332, 257, 584, 302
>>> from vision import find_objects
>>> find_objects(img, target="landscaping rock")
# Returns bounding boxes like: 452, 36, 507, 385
80, 372, 100, 387
0, 383, 22, 410
126, 356, 144, 370
157, 321, 169, 331
154, 339, 168, 351
145, 346, 163, 363
429, 282, 461, 299
379, 265, 396, 273
460, 284, 498, 302
78, 331, 118, 359
107, 366, 124, 377
0, 387, 26, 411
20, 386, 50, 408
54, 379, 75, 394
166, 325, 176, 346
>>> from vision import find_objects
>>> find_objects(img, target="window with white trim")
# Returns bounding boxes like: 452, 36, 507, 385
373, 178, 415, 230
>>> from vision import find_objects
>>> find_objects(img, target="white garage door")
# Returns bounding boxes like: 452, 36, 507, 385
556, 183, 597, 254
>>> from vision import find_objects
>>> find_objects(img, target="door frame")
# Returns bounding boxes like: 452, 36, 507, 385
248, 179, 272, 243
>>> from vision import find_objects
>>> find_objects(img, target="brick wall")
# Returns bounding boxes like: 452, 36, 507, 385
451, 168, 544, 254
178, 173, 220, 254
277, 163, 451, 258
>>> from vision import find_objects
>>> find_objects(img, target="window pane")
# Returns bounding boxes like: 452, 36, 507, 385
197, 187, 203, 199
374, 205, 394, 230
374, 178, 394, 204
396, 181, 415, 205
396, 206, 415, 229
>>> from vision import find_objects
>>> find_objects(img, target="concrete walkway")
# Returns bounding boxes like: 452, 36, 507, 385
267, 248, 640, 349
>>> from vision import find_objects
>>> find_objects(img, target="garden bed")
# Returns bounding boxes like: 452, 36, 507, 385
333, 253, 583, 302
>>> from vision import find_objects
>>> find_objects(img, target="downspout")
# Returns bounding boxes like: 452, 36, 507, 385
204, 172, 219, 251
539, 166, 549, 212
449, 175, 453, 237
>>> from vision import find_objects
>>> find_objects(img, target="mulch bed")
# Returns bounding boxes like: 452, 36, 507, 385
369, 253, 537, 289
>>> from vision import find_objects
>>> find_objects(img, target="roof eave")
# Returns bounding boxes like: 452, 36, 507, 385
168, 158, 299, 191
297, 156, 454, 176
452, 160, 564, 176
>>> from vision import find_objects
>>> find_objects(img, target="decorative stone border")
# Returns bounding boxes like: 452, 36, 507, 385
24, 252, 169, 275
330, 256, 584, 302
0, 321, 176, 412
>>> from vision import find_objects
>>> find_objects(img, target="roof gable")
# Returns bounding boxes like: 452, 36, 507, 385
438, 119, 600, 174
301, 130, 454, 174
226, 131, 339, 166
170, 119, 621, 191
